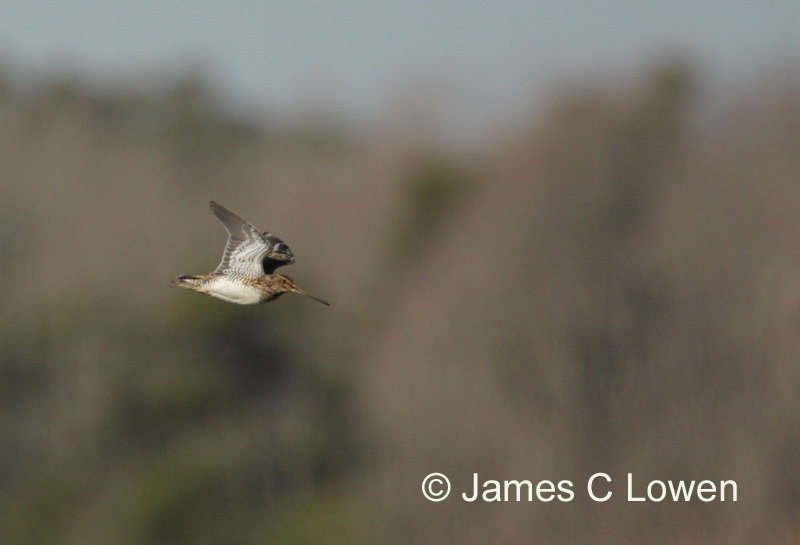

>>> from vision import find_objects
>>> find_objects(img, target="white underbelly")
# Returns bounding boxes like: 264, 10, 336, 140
202, 277, 262, 305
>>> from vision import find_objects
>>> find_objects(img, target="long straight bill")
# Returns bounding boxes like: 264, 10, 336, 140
293, 286, 330, 306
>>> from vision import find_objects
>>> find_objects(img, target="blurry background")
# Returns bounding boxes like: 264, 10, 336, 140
1, 1, 800, 544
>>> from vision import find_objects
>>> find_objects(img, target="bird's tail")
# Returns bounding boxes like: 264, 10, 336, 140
171, 274, 204, 290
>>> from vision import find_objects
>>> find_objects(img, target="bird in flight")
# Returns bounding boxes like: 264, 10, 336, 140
172, 201, 329, 306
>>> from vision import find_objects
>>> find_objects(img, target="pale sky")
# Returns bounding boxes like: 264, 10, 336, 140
1, 1, 798, 139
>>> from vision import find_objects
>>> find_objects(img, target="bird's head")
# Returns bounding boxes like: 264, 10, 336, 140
275, 275, 330, 306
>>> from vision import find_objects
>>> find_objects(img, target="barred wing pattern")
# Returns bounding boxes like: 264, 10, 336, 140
209, 201, 295, 278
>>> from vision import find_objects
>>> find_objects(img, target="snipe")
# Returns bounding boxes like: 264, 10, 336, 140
172, 201, 329, 306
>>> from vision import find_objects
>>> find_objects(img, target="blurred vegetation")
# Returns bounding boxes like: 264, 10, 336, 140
398, 155, 476, 251
0, 57, 800, 544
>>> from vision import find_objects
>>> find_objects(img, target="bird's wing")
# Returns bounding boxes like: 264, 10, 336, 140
261, 231, 295, 274
209, 201, 295, 278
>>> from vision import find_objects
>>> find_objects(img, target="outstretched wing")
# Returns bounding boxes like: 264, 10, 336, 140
209, 201, 295, 278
